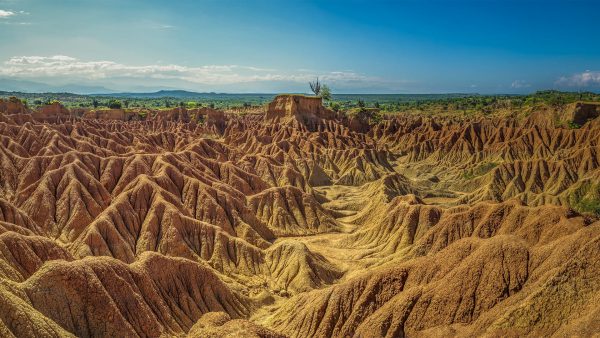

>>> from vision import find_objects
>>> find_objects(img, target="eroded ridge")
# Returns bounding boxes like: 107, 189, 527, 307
0, 95, 599, 337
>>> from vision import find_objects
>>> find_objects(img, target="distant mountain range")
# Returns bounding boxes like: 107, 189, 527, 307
94, 90, 276, 99
0, 78, 119, 94
0, 78, 486, 100
0, 78, 281, 98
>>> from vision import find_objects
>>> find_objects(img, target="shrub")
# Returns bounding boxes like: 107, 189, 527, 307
572, 196, 600, 216
330, 101, 341, 112
320, 85, 332, 101
107, 99, 122, 109
462, 162, 498, 180
569, 183, 600, 216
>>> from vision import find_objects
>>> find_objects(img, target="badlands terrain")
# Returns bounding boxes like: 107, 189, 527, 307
0, 94, 599, 337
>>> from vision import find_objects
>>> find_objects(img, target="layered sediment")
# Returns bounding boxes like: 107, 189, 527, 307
0, 94, 598, 337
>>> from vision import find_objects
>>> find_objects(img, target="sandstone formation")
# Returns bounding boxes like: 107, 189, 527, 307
0, 97, 30, 115
0, 95, 599, 337
82, 108, 140, 121
265, 95, 336, 130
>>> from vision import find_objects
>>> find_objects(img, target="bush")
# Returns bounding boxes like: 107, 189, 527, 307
330, 101, 341, 112
107, 99, 122, 109
320, 85, 332, 101
569, 183, 600, 216
572, 197, 600, 216
462, 162, 498, 180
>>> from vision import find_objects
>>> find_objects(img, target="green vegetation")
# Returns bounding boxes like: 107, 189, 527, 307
107, 99, 122, 109
572, 196, 600, 216
330, 101, 341, 112
321, 85, 332, 101
568, 183, 600, 217
1, 90, 599, 113
344, 97, 383, 124
462, 162, 499, 180
568, 121, 582, 129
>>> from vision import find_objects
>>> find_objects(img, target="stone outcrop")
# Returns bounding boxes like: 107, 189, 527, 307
265, 94, 335, 128
149, 107, 190, 122
569, 102, 600, 125
82, 108, 138, 121
0, 97, 30, 115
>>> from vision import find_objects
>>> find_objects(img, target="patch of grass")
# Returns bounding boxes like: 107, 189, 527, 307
462, 162, 498, 180
573, 197, 600, 216
462, 171, 476, 180
569, 182, 600, 216
567, 120, 581, 129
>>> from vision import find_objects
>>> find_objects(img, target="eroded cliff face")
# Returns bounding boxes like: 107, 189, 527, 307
265, 95, 336, 130
0, 97, 30, 115
0, 96, 599, 337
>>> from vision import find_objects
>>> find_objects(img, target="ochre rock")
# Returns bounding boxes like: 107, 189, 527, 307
0, 97, 30, 115
0, 95, 598, 337
265, 94, 335, 128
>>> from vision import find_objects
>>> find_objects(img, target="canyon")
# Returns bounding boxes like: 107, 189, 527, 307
0, 94, 599, 337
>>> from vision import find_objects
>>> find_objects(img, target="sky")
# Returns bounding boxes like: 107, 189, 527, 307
0, 0, 599, 94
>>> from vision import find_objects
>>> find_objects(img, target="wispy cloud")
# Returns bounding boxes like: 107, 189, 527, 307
0, 9, 15, 18
0, 55, 388, 89
556, 71, 600, 87
511, 80, 531, 89
1, 21, 32, 25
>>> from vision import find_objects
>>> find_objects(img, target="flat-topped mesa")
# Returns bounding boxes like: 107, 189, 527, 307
38, 102, 70, 115
525, 101, 600, 128
83, 108, 139, 121
570, 102, 600, 126
31, 102, 72, 121
265, 94, 335, 126
0, 97, 30, 115
149, 107, 190, 122
194, 107, 227, 133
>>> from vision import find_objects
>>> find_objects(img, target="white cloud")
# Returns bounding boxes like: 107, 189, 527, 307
0, 21, 31, 25
511, 80, 531, 89
556, 71, 600, 87
0, 9, 15, 18
0, 55, 386, 89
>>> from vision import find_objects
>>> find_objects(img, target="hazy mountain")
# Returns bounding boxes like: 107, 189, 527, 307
0, 78, 116, 94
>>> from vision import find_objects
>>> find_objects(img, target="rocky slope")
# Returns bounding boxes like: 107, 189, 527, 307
0, 95, 599, 337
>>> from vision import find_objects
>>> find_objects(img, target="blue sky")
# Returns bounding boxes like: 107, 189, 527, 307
0, 0, 599, 93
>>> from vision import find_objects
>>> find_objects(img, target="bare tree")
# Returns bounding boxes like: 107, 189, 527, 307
309, 77, 321, 96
